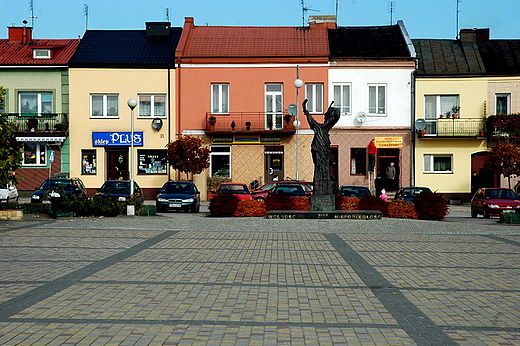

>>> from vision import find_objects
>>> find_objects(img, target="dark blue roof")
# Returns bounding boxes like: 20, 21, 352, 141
69, 27, 181, 68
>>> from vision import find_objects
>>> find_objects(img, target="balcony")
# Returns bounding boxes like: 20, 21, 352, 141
4, 113, 69, 136
205, 112, 296, 135
486, 114, 520, 142
419, 118, 485, 138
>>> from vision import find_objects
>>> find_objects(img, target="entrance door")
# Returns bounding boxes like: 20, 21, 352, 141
264, 146, 284, 182
106, 149, 128, 180
377, 148, 400, 192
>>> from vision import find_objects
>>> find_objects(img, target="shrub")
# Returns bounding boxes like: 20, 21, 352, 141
335, 196, 360, 210
234, 200, 267, 217
387, 199, 418, 219
413, 192, 448, 221
291, 196, 311, 211
209, 192, 239, 217
358, 195, 389, 216
69, 195, 123, 217
265, 194, 292, 211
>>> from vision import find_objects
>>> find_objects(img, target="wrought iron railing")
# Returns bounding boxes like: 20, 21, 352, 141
421, 118, 485, 137
3, 113, 69, 132
206, 112, 296, 132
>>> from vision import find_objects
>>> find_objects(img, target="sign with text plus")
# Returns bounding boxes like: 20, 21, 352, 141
92, 132, 144, 147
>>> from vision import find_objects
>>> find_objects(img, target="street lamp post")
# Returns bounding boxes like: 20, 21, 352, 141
127, 98, 137, 198
294, 68, 303, 181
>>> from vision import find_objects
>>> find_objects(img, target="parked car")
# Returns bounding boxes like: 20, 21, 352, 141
156, 181, 200, 213
471, 187, 520, 218
215, 183, 252, 200
95, 180, 144, 204
394, 187, 432, 202
251, 181, 313, 202
31, 178, 87, 203
270, 184, 307, 198
0, 183, 18, 203
338, 185, 371, 198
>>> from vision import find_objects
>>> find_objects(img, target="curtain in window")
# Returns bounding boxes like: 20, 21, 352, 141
20, 94, 37, 115
377, 86, 385, 113
91, 95, 103, 116
368, 86, 376, 113
41, 93, 52, 114
154, 95, 166, 117
440, 96, 457, 116
434, 156, 451, 171
139, 95, 151, 117
107, 95, 118, 116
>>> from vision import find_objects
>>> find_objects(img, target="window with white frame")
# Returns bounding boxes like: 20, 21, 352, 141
424, 154, 452, 173
305, 83, 323, 113
210, 146, 231, 178
211, 83, 229, 114
265, 83, 283, 129
368, 85, 386, 114
350, 148, 366, 175
333, 84, 351, 115
19, 92, 53, 116
424, 95, 459, 134
23, 142, 46, 166
138, 95, 166, 117
91, 94, 119, 117
496, 93, 510, 114
33, 49, 50, 59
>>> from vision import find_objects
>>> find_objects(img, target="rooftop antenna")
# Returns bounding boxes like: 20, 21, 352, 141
84, 4, 89, 31
28, 0, 37, 28
389, 2, 394, 25
335, 0, 339, 19
300, 0, 319, 27
165, 8, 170, 22
456, 0, 461, 38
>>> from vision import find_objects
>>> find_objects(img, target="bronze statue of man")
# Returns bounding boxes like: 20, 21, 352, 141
302, 99, 340, 196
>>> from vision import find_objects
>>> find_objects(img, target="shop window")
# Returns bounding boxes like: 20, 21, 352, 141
210, 146, 231, 177
138, 150, 167, 174
23, 142, 46, 166
351, 148, 366, 175
82, 150, 97, 175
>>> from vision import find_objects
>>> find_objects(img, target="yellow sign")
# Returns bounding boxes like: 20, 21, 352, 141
374, 137, 403, 148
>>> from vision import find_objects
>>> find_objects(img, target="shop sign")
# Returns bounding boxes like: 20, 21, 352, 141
374, 137, 403, 148
260, 136, 281, 143
92, 132, 144, 147
212, 136, 233, 144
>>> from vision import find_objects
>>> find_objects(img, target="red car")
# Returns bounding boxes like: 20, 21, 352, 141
471, 188, 520, 218
215, 183, 252, 200
251, 181, 313, 202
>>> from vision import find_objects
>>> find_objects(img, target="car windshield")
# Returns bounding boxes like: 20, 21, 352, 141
39, 180, 73, 191
219, 185, 250, 194
257, 183, 276, 191
485, 189, 517, 199
101, 182, 129, 193
402, 188, 429, 197
163, 183, 195, 194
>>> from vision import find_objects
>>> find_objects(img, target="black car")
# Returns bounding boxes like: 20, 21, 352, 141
156, 181, 200, 213
338, 185, 372, 198
31, 178, 87, 203
270, 184, 307, 197
394, 186, 433, 202
95, 180, 144, 204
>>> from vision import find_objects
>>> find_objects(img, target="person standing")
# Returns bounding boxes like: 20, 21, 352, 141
386, 162, 397, 191
368, 139, 377, 174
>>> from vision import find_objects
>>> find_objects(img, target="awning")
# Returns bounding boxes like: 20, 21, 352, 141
16, 137, 66, 143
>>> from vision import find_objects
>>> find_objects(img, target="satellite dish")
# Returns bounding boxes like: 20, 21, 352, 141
415, 118, 427, 130
356, 111, 367, 123
287, 104, 297, 116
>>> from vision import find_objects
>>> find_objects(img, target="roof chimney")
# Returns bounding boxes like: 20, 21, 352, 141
309, 15, 337, 29
146, 22, 171, 37
8, 26, 33, 43
459, 28, 490, 42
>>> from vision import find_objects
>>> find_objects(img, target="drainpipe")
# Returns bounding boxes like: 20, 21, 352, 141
410, 70, 416, 186
168, 66, 172, 181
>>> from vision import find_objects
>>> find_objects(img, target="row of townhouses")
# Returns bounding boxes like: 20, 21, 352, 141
1, 16, 519, 200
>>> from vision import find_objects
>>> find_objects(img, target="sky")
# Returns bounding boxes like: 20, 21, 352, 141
1, 0, 519, 40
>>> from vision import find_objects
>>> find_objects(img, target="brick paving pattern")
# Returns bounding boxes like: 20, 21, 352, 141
0, 213, 519, 345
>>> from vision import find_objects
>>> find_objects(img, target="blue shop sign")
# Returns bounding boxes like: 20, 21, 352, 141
92, 132, 144, 147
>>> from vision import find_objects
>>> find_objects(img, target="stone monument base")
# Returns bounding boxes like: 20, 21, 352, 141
267, 210, 382, 220
311, 194, 335, 211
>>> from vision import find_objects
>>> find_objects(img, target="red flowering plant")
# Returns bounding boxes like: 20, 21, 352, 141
413, 191, 448, 221
234, 200, 267, 217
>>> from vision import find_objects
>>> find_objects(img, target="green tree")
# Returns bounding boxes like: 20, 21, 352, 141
0, 87, 22, 186
166, 135, 210, 180
484, 141, 520, 188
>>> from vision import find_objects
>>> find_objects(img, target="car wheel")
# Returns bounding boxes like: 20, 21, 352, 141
483, 209, 490, 218
470, 208, 477, 218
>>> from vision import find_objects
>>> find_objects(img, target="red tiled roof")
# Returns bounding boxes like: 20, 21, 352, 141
0, 39, 80, 66
177, 21, 329, 61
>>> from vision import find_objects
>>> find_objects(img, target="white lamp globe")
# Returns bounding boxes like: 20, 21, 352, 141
294, 79, 304, 89
127, 98, 137, 110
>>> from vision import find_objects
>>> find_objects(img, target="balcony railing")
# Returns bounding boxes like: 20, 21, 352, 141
3, 113, 69, 133
206, 112, 296, 134
420, 118, 485, 138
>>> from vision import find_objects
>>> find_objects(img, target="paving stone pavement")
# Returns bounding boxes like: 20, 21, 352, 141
0, 211, 519, 345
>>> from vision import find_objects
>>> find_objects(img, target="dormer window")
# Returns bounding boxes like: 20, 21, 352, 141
33, 49, 51, 59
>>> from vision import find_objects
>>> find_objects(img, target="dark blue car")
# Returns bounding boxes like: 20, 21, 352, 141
31, 178, 87, 203
394, 187, 432, 202
95, 180, 144, 204
156, 181, 200, 213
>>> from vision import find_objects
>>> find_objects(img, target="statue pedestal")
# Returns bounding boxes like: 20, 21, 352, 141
311, 195, 335, 212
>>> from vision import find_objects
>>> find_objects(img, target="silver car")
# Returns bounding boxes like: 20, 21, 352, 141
0, 183, 19, 203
